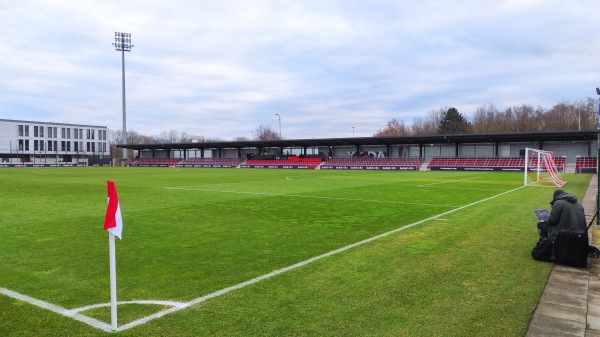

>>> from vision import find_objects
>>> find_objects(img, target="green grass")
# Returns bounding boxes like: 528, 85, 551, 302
0, 168, 592, 336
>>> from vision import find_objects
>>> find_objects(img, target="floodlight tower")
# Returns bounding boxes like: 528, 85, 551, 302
275, 113, 281, 138
112, 32, 134, 164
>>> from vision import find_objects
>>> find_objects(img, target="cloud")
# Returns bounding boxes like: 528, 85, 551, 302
1, 0, 600, 140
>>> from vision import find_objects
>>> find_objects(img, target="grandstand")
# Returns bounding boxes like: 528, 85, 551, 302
112, 130, 598, 173
119, 155, 590, 173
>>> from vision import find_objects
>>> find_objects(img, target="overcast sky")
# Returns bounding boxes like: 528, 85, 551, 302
1, 1, 599, 140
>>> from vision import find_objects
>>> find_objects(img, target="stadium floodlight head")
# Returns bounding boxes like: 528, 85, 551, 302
596, 87, 600, 96
113, 32, 134, 52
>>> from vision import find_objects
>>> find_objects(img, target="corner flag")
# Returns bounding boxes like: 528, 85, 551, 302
103, 180, 122, 331
104, 181, 123, 239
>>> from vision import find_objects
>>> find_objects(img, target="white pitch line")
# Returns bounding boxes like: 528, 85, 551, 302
1, 185, 524, 333
0, 287, 113, 333
66, 300, 188, 315
165, 187, 459, 208
417, 176, 482, 187
118, 185, 525, 331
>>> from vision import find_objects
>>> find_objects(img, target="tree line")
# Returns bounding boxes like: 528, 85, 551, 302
108, 124, 282, 160
109, 97, 599, 159
374, 98, 598, 136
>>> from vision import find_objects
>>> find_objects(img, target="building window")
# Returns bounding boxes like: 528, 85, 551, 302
34, 140, 39, 151
40, 141, 44, 151
67, 128, 71, 139
74, 142, 78, 152
18, 125, 23, 137
48, 127, 52, 138
67, 141, 71, 151
53, 141, 58, 151
39, 126, 44, 138
74, 128, 78, 139
48, 141, 52, 151
53, 127, 58, 138
18, 139, 23, 151
25, 126, 29, 137
25, 140, 29, 151
34, 126, 39, 137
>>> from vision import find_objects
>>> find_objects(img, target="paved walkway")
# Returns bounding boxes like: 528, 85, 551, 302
526, 175, 600, 337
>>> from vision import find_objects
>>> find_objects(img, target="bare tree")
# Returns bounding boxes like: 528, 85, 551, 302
472, 104, 500, 133
374, 118, 411, 136
411, 107, 446, 135
253, 124, 281, 140
180, 132, 203, 143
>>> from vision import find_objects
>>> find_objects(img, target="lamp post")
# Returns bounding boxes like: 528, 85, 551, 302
112, 32, 134, 164
275, 113, 281, 138
596, 87, 600, 223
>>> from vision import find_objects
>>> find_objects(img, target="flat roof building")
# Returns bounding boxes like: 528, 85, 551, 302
0, 119, 110, 166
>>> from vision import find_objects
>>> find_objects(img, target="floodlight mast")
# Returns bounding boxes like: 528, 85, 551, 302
112, 32, 133, 164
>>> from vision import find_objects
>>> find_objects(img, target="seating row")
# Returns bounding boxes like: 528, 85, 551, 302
178, 158, 244, 165
125, 156, 595, 171
575, 157, 597, 171
427, 157, 567, 170
323, 158, 423, 166
244, 159, 321, 168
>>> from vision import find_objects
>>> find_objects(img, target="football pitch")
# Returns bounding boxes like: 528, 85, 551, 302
0, 168, 593, 336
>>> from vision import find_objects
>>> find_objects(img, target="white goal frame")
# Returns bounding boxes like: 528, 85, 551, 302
524, 148, 567, 187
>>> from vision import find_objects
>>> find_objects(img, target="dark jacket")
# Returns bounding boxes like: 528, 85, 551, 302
546, 191, 586, 239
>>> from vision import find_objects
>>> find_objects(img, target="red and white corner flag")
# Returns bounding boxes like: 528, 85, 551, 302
104, 181, 123, 239
103, 180, 122, 331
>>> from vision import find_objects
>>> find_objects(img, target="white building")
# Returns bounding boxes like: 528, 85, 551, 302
0, 119, 110, 166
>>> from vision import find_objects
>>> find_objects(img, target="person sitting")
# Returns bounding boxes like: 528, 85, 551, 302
538, 189, 586, 239
532, 189, 586, 261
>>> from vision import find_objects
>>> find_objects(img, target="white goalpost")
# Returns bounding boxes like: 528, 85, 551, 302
524, 148, 567, 187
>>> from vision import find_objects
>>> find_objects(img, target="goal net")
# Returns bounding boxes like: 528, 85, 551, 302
524, 148, 567, 187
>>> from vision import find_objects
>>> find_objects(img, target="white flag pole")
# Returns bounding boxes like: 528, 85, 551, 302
108, 232, 118, 332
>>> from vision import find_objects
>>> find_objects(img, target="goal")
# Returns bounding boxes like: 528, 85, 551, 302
524, 148, 567, 187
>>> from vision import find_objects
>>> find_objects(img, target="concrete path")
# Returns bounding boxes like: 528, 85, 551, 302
526, 175, 600, 337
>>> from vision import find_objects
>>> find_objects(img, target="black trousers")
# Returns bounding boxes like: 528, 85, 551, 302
537, 221, 550, 238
